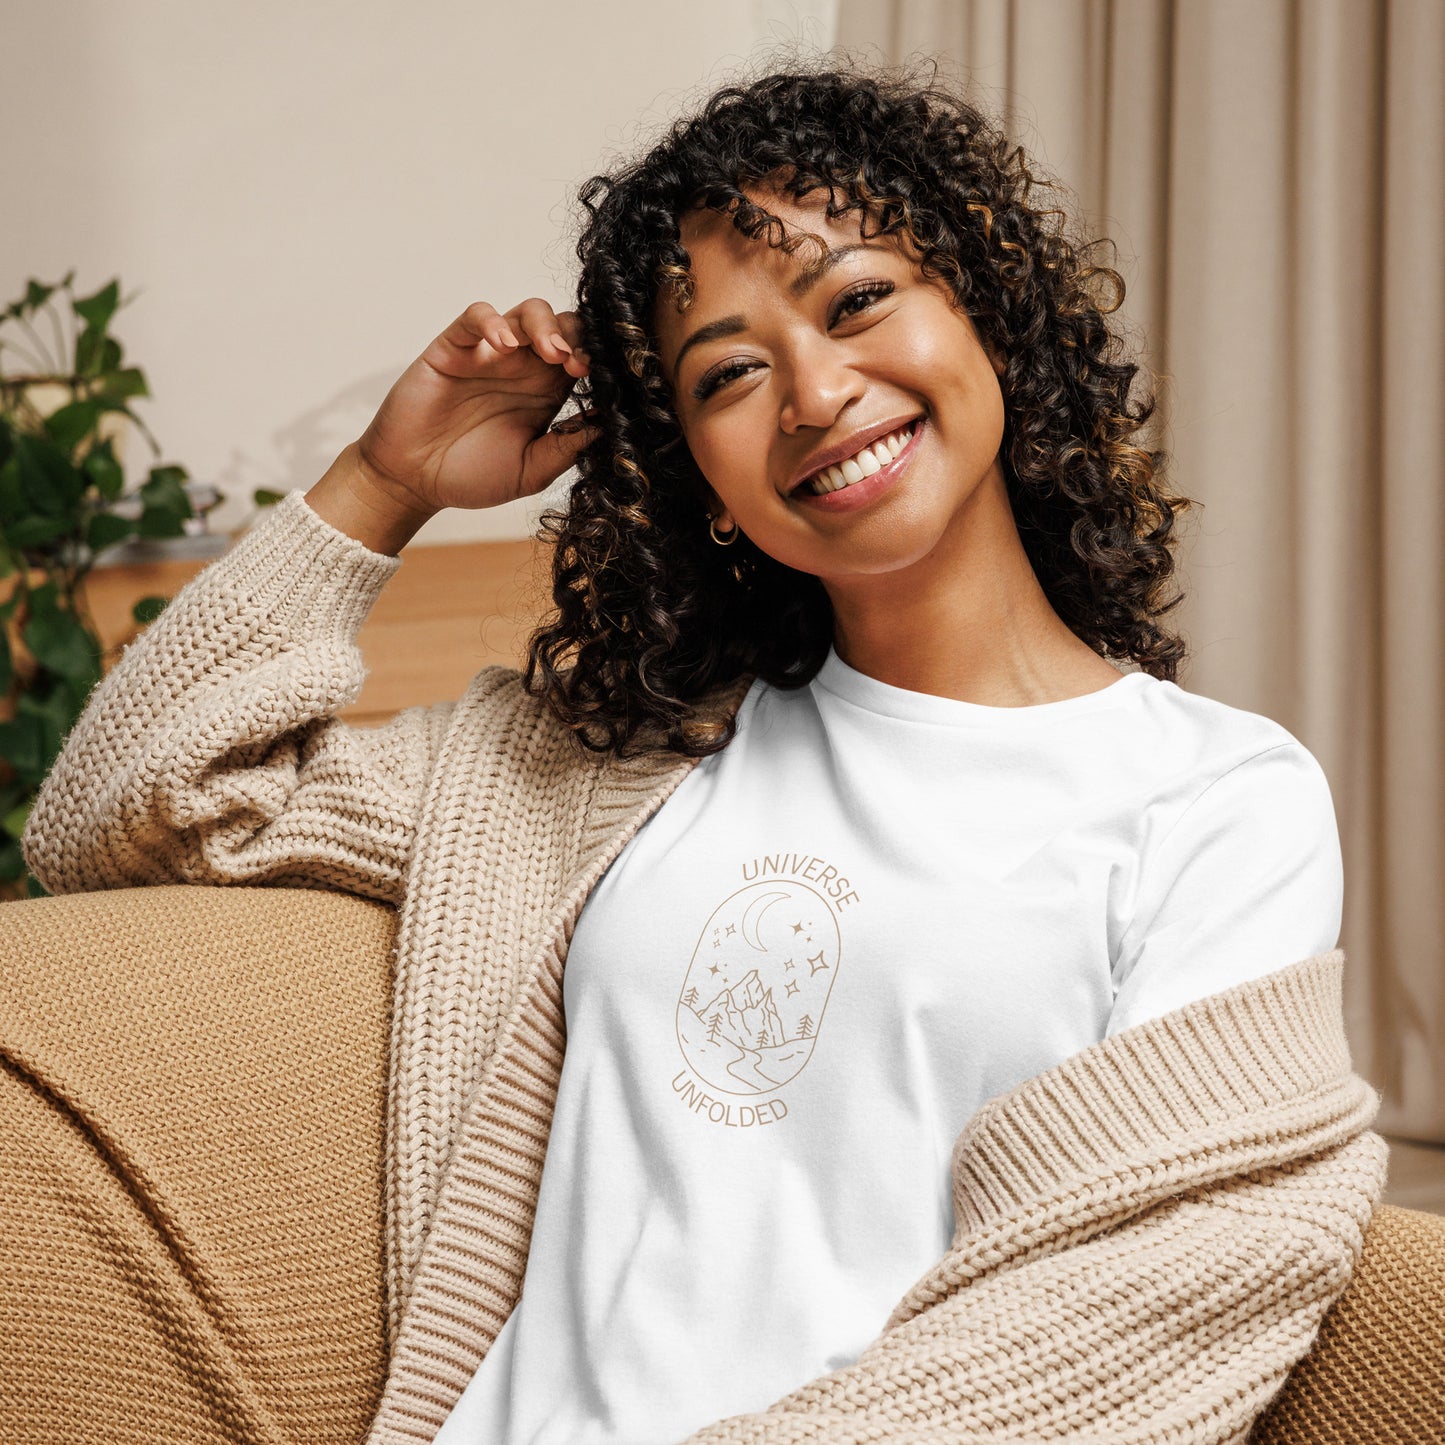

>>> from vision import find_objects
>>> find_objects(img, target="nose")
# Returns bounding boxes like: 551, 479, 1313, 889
777, 335, 865, 434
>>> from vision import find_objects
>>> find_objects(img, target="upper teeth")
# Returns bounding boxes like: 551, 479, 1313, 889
801, 423, 915, 495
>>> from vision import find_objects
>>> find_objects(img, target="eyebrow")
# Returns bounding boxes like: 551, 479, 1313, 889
669, 242, 890, 382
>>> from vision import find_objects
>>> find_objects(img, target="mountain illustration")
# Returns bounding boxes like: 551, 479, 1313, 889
696, 969, 786, 1052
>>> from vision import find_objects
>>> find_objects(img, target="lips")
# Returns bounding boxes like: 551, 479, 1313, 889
790, 415, 925, 512
785, 414, 925, 496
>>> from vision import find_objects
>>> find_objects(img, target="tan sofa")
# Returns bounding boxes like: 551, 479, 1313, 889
1, 883, 1441, 1444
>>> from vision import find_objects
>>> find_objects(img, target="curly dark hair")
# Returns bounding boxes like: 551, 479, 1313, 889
522, 58, 1196, 759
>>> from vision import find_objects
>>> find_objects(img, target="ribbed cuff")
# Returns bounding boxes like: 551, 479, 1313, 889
214, 487, 404, 641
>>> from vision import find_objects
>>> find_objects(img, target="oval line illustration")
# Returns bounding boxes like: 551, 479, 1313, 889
675, 880, 843, 1095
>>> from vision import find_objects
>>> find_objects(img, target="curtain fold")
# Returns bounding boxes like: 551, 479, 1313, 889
835, 0, 1445, 1139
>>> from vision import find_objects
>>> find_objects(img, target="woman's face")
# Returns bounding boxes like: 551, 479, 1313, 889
652, 187, 1009, 584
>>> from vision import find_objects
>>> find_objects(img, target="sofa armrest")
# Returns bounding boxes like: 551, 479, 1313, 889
0, 884, 395, 1443
1251, 1202, 1445, 1443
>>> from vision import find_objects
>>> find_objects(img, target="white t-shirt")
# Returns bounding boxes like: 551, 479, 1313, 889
434, 648, 1343, 1444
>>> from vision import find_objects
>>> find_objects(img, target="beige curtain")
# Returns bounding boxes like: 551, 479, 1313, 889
835, 0, 1445, 1141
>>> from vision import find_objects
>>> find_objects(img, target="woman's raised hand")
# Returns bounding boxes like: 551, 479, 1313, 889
353, 299, 596, 515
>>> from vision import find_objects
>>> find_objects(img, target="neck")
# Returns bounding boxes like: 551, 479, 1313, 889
822, 465, 1118, 706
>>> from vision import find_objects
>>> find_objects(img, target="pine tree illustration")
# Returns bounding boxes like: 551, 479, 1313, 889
683, 986, 700, 1008
755, 1029, 769, 1047
707, 1014, 722, 1042
797, 1014, 814, 1039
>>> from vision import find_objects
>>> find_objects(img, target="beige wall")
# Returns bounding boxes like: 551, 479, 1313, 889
0, 0, 838, 544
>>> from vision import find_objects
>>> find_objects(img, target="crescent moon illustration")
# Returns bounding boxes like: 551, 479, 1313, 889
740, 889, 790, 951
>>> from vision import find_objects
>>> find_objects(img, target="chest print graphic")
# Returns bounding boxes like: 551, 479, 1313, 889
672, 859, 859, 1121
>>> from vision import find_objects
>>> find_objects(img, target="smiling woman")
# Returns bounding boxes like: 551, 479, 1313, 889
522, 63, 1197, 757
13, 52, 1376, 1445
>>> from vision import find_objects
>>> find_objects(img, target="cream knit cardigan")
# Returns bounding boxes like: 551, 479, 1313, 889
23, 489, 1388, 1445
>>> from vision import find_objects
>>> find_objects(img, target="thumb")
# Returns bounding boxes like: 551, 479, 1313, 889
519, 420, 602, 496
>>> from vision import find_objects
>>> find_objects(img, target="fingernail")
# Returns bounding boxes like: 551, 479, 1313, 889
499, 327, 519, 347
550, 333, 573, 354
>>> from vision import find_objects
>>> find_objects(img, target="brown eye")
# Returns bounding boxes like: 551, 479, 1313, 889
829, 280, 895, 326
693, 358, 758, 401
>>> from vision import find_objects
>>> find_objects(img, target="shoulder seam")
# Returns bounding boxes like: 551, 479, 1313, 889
1113, 740, 1303, 973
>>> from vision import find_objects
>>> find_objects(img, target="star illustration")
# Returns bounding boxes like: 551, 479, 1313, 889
708, 962, 721, 976
808, 950, 829, 975
791, 921, 805, 934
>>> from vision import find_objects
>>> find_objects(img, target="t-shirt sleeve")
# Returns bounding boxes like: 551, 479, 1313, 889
1105, 740, 1344, 1038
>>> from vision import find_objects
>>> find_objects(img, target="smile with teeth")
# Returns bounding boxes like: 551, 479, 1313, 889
798, 421, 918, 495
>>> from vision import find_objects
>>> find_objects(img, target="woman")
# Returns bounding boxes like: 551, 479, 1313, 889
17, 63, 1384, 1445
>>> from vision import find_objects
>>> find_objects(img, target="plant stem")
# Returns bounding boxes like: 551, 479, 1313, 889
14, 316, 55, 374
46, 302, 69, 373
0, 337, 51, 376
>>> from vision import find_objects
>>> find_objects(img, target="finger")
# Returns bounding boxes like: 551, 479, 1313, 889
553, 310, 591, 377
506, 298, 576, 368
429, 302, 521, 372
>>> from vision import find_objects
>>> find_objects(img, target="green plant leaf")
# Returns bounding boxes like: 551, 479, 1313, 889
44, 399, 101, 452
253, 488, 286, 507
4, 514, 73, 547
137, 464, 192, 537
73, 279, 120, 331
99, 366, 148, 401
22, 602, 100, 682
132, 594, 169, 625
0, 713, 48, 785
1, 795, 30, 842
82, 438, 125, 499
100, 336, 122, 372
86, 511, 135, 552
0, 778, 29, 821
144, 463, 190, 495
0, 625, 10, 693
13, 434, 84, 514
0, 456, 23, 522
23, 279, 56, 313
0, 837, 24, 884
26, 579, 57, 612
76, 324, 105, 376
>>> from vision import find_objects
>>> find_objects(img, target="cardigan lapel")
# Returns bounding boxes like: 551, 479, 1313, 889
372, 669, 756, 1442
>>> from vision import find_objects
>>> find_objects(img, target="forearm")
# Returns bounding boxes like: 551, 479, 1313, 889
676, 1127, 1387, 1445
305, 442, 438, 557
20, 487, 436, 898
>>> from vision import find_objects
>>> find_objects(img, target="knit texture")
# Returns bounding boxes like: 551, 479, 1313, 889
1251, 1203, 1445, 1443
0, 883, 395, 1443
21, 488, 1392, 1444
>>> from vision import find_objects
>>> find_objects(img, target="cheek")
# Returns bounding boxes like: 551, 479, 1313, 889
684, 412, 768, 497
910, 327, 1006, 437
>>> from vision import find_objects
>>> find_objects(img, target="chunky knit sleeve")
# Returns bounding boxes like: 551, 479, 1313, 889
21, 489, 454, 907
675, 949, 1388, 1445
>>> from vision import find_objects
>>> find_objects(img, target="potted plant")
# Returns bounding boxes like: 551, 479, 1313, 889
0, 273, 207, 899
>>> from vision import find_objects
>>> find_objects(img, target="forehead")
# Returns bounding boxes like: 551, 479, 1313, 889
676, 186, 869, 271
653, 188, 891, 356
676, 184, 867, 258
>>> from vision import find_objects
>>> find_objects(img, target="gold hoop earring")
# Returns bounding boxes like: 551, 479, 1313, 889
709, 515, 739, 546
